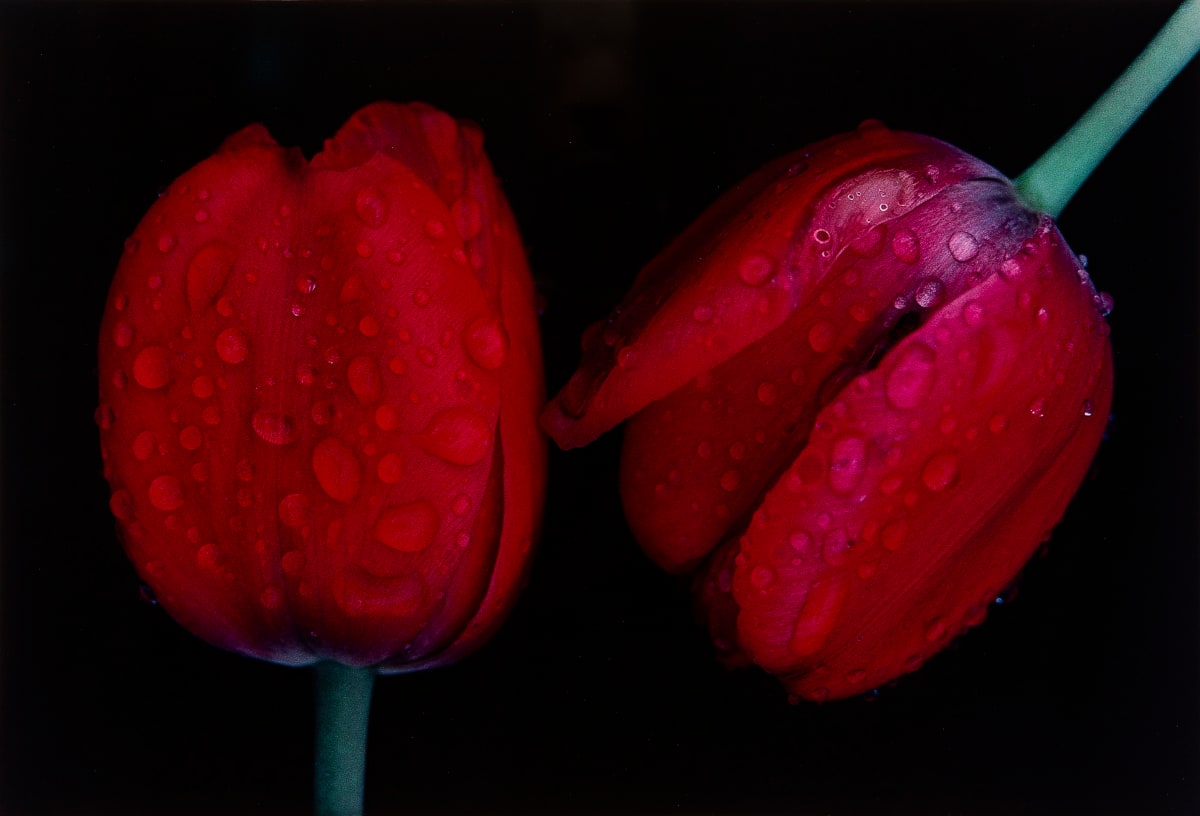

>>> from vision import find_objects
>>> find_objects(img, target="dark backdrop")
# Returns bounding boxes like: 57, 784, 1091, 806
2, 2, 1197, 814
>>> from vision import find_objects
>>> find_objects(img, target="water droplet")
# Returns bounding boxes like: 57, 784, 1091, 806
738, 252, 776, 286
914, 278, 944, 308
279, 494, 309, 528
451, 197, 483, 240
885, 342, 936, 409
808, 321, 835, 353
355, 187, 388, 228
156, 234, 176, 253
750, 565, 776, 591
252, 410, 298, 445
924, 617, 947, 642
616, 346, 638, 369
186, 244, 234, 312
1028, 398, 1046, 418
1036, 306, 1050, 325
822, 529, 850, 566
462, 316, 509, 370
178, 425, 203, 451
1081, 399, 1094, 418
719, 470, 741, 492
987, 412, 1009, 434
756, 381, 778, 406
999, 258, 1022, 280
376, 452, 404, 484
109, 489, 134, 520
811, 229, 832, 245
1097, 292, 1115, 316
921, 451, 959, 491
190, 375, 214, 399
133, 346, 172, 389
148, 475, 184, 511
215, 328, 248, 364
962, 300, 984, 326
890, 228, 920, 264
789, 578, 848, 657
948, 231, 979, 262
113, 322, 135, 348
828, 436, 868, 494
355, 241, 373, 258
374, 501, 440, 552
424, 219, 447, 239
312, 438, 362, 502
692, 305, 714, 323
347, 356, 382, 405
132, 430, 159, 461
374, 404, 400, 431
414, 408, 493, 466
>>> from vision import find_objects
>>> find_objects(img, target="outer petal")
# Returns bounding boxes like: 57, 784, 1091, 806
542, 123, 1001, 449
715, 217, 1111, 700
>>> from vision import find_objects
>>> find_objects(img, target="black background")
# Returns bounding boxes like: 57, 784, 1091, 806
2, 2, 1198, 814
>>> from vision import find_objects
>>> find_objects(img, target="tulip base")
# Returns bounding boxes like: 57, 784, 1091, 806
314, 662, 376, 816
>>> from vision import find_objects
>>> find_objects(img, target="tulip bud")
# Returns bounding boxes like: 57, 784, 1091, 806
98, 102, 546, 671
542, 122, 1112, 701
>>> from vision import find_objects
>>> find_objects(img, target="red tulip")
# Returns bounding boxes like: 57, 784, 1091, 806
542, 122, 1112, 701
97, 102, 545, 671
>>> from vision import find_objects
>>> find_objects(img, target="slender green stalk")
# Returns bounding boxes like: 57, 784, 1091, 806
1015, 0, 1200, 217
314, 662, 376, 816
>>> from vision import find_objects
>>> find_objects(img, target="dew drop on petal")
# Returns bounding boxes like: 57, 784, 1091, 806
132, 346, 172, 390
347, 356, 382, 405
890, 228, 920, 264
914, 278, 944, 308
354, 187, 388, 228
279, 493, 309, 528
148, 475, 184, 511
756, 381, 779, 405
312, 438, 362, 502
109, 489, 134, 520
750, 566, 776, 591
988, 413, 1008, 433
113, 322, 135, 348
719, 470, 741, 492
962, 300, 984, 326
948, 231, 980, 262
921, 451, 959, 492
252, 410, 298, 445
462, 316, 509, 370
216, 328, 248, 364
808, 322, 835, 353
828, 436, 868, 494
374, 501, 440, 552
738, 252, 775, 286
413, 408, 493, 466
924, 617, 948, 642
376, 452, 404, 483
885, 342, 936, 409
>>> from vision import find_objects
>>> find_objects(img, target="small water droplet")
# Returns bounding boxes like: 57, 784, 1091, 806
885, 342, 936, 409
215, 329, 248, 364
252, 410, 298, 445
278, 494, 309, 528
156, 234, 176, 253
1028, 397, 1046, 418
375, 501, 440, 552
750, 565, 776, 591
424, 219, 447, 239
756, 381, 778, 406
914, 278, 944, 308
828, 436, 868, 494
719, 470, 741, 492
376, 451, 404, 483
347, 356, 382, 405
692, 305, 714, 323
962, 300, 984, 326
355, 187, 388, 228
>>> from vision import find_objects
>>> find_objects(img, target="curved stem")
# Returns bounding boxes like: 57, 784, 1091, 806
314, 662, 376, 816
1014, 0, 1200, 218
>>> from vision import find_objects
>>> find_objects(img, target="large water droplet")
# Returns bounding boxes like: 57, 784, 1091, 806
279, 493, 309, 528
186, 244, 234, 312
463, 316, 509, 370
808, 322, 835, 353
347, 356, 382, 404
355, 187, 388, 228
413, 408, 493, 466
216, 328, 248, 364
312, 438, 362, 502
376, 452, 404, 483
738, 252, 776, 286
921, 451, 959, 491
148, 475, 184, 511
253, 410, 298, 445
374, 501, 440, 552
133, 346, 172, 390
948, 231, 979, 262
913, 278, 944, 308
788, 579, 848, 657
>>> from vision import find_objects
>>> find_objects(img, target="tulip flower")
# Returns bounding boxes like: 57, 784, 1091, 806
96, 102, 545, 813
543, 1, 1200, 701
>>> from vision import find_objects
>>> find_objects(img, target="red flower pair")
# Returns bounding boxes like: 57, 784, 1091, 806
98, 104, 1110, 699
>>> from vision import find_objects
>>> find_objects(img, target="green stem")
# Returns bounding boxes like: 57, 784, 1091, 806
1014, 0, 1200, 217
314, 662, 376, 816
